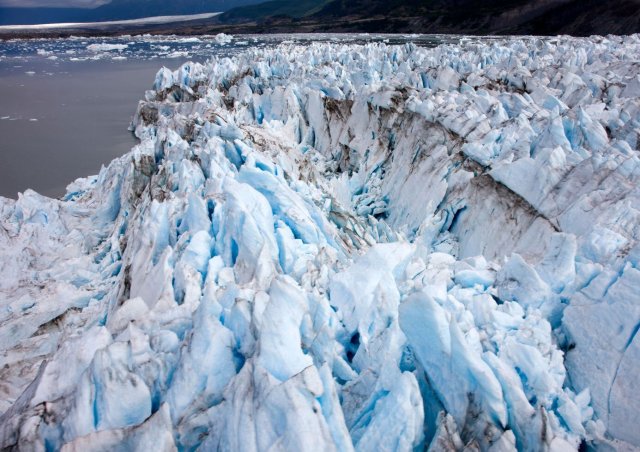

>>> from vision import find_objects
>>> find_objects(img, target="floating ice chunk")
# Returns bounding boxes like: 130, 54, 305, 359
214, 33, 233, 45
167, 51, 189, 58
176, 37, 201, 43
86, 43, 128, 52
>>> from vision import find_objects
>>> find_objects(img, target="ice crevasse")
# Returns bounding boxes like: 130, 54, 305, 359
1, 35, 640, 450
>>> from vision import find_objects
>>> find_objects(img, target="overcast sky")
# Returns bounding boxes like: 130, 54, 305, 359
0, 0, 110, 7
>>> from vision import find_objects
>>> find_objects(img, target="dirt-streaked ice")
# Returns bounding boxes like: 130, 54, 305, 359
1, 34, 639, 450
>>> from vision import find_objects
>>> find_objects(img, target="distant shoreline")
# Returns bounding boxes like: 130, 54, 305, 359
1, 12, 638, 41
0, 13, 227, 40
0, 13, 221, 32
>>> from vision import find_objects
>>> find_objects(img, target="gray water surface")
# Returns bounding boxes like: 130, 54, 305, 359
0, 59, 180, 198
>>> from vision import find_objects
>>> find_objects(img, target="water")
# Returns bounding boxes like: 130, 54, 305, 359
1, 59, 157, 198
0, 34, 459, 199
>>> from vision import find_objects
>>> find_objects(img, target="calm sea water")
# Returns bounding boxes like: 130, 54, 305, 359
0, 34, 458, 199
1, 59, 162, 198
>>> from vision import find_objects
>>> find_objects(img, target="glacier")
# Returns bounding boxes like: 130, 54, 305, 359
1, 34, 640, 451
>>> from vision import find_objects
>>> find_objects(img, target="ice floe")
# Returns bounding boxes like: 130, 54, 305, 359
86, 43, 129, 52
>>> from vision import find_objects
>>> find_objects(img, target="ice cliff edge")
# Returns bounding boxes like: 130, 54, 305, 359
1, 35, 640, 450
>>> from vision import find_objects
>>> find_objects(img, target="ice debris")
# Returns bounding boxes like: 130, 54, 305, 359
1, 34, 640, 450
86, 43, 129, 52
214, 33, 233, 45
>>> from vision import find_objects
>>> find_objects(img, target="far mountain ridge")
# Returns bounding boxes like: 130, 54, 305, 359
219, 0, 640, 36
1, 0, 639, 35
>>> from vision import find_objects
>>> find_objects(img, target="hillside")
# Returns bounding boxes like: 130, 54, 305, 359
219, 0, 640, 36
222, 0, 332, 21
3, 0, 638, 35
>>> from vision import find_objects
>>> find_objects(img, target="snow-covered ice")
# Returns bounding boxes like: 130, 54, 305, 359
1, 34, 640, 450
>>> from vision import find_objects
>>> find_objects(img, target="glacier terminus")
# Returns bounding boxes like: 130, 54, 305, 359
1, 34, 640, 451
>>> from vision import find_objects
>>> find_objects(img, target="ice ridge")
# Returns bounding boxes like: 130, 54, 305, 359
1, 34, 640, 451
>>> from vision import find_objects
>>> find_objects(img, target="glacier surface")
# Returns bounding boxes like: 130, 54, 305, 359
1, 34, 640, 451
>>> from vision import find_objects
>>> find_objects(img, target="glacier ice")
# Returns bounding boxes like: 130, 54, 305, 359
1, 34, 640, 450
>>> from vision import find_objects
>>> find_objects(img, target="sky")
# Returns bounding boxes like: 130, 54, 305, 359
0, 0, 262, 25
0, 0, 109, 7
